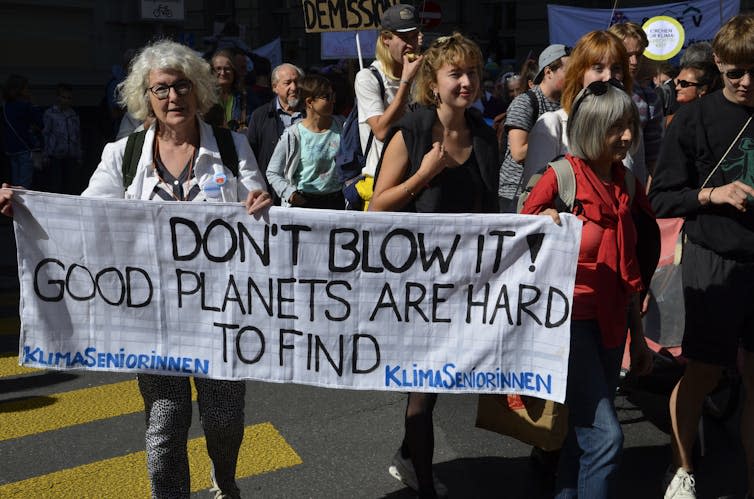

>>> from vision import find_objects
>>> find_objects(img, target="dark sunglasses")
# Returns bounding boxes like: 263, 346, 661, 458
571, 79, 625, 120
724, 68, 754, 80
316, 92, 336, 102
676, 79, 700, 88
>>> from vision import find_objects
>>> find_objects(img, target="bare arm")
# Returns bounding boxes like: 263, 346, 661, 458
369, 131, 446, 212
365, 56, 423, 142
628, 294, 652, 376
507, 128, 529, 163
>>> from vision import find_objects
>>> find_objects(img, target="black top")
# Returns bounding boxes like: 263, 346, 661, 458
649, 90, 754, 260
433, 151, 486, 213
375, 106, 499, 214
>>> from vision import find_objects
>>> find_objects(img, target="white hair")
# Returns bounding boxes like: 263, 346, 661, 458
567, 84, 640, 161
118, 39, 218, 120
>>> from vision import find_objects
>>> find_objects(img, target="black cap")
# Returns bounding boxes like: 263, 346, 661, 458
381, 4, 420, 33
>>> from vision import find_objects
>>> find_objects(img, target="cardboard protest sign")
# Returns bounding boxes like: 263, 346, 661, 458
13, 192, 581, 402
302, 0, 398, 33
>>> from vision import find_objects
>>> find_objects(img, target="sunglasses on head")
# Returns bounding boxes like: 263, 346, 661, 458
570, 79, 625, 120
724, 68, 754, 80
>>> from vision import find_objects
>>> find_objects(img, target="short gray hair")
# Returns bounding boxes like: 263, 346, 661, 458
567, 83, 640, 161
271, 63, 304, 86
118, 39, 218, 120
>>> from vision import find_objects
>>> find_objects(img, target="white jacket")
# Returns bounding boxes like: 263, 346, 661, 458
82, 119, 266, 202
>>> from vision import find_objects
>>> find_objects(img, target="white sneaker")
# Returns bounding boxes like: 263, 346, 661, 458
663, 467, 696, 499
388, 449, 448, 498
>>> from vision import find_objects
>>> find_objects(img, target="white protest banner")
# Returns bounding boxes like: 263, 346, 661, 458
13, 191, 581, 403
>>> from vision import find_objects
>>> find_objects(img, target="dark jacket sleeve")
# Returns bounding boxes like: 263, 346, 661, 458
246, 104, 265, 159
648, 103, 703, 218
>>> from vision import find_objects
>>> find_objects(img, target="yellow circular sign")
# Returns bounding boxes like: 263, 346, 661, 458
642, 16, 685, 60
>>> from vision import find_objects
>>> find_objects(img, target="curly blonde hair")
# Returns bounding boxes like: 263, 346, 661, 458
413, 33, 483, 106
118, 39, 218, 120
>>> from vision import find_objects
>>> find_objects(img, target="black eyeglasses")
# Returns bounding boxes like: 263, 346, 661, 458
316, 92, 336, 102
724, 68, 754, 80
676, 79, 700, 88
570, 79, 625, 120
148, 80, 193, 100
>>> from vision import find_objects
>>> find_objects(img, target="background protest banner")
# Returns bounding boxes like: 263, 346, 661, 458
302, 0, 398, 33
547, 0, 739, 49
13, 192, 581, 402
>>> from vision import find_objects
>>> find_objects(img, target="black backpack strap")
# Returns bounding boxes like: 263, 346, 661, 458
525, 89, 539, 119
624, 167, 636, 205
364, 66, 386, 158
122, 129, 148, 188
212, 126, 239, 177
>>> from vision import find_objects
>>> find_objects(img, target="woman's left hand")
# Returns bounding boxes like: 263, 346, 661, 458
539, 208, 562, 225
629, 336, 653, 377
244, 189, 272, 215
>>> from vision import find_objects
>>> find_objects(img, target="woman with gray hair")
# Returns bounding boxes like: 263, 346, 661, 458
82, 39, 270, 498
521, 80, 657, 498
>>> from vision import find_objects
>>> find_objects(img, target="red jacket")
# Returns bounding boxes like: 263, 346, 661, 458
522, 154, 656, 348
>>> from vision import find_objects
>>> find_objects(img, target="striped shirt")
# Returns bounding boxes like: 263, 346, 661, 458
498, 86, 561, 200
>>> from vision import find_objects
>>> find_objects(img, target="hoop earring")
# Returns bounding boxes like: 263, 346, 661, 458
433, 91, 442, 107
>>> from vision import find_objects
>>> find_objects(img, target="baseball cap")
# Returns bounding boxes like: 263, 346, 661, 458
533, 44, 570, 84
381, 4, 420, 33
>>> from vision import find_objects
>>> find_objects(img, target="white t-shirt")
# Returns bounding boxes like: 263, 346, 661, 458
354, 60, 401, 177
524, 108, 646, 189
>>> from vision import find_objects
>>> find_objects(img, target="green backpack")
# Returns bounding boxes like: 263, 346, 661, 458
121, 126, 239, 188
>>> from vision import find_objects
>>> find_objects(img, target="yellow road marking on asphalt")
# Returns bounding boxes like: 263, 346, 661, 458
0, 352, 40, 377
0, 422, 302, 498
0, 380, 197, 441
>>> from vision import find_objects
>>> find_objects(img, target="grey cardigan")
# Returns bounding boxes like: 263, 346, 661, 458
265, 116, 344, 207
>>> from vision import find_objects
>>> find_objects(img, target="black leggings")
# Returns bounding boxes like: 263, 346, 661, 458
401, 392, 438, 497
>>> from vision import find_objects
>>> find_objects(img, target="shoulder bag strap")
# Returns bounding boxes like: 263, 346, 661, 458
549, 158, 575, 211
212, 126, 239, 177
3, 106, 32, 151
122, 129, 148, 188
700, 115, 753, 188
363, 66, 386, 157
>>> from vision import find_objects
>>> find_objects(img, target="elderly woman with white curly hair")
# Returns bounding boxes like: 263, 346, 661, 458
3, 39, 272, 499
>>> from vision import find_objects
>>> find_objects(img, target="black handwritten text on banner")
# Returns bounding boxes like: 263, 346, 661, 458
14, 192, 581, 403
302, 0, 398, 33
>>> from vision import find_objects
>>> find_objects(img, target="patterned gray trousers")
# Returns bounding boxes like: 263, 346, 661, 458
137, 374, 246, 498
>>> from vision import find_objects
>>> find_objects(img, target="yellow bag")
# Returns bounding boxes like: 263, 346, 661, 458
355, 175, 374, 211
475, 394, 568, 452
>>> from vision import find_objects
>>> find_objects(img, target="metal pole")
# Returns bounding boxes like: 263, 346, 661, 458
356, 32, 364, 70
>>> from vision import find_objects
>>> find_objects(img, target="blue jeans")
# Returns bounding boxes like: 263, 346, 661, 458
8, 151, 33, 189
555, 320, 625, 499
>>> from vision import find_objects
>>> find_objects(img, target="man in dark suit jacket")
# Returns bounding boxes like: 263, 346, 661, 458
246, 63, 304, 200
